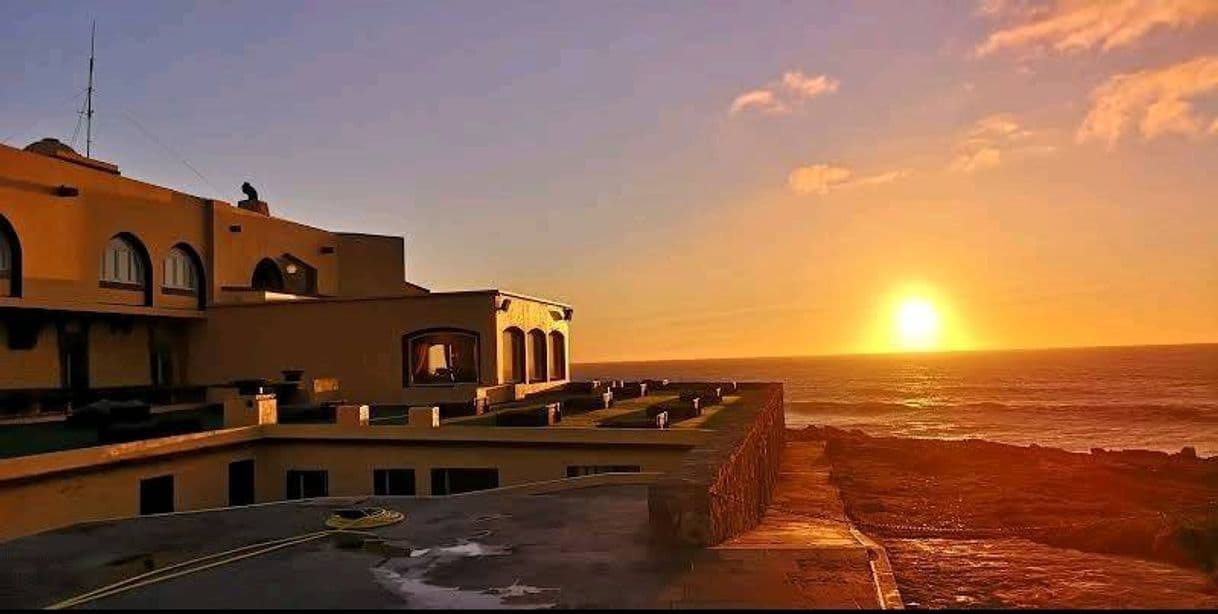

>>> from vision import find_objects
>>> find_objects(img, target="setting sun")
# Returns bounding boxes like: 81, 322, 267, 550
895, 298, 942, 351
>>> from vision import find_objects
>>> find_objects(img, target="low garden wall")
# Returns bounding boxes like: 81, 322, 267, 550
647, 382, 785, 546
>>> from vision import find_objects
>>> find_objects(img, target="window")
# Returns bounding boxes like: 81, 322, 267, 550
373, 469, 416, 496
549, 331, 567, 380
566, 465, 641, 478
100, 236, 146, 287
0, 230, 10, 278
430, 468, 498, 495
404, 330, 479, 385
139, 475, 175, 515
163, 246, 199, 292
286, 469, 329, 500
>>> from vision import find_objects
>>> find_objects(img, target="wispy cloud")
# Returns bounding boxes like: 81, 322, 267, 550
730, 70, 839, 116
729, 89, 788, 115
976, 0, 1218, 57
787, 164, 910, 195
1077, 55, 1218, 146
948, 113, 1055, 173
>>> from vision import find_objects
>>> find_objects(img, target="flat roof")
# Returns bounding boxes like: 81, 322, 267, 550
0, 484, 689, 609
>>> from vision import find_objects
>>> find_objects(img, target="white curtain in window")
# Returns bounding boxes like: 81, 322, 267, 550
100, 236, 145, 286
163, 247, 198, 290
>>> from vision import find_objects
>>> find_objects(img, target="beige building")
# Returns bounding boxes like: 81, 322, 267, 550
0, 138, 571, 411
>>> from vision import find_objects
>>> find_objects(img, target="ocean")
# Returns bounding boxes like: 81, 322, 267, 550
575, 343, 1218, 456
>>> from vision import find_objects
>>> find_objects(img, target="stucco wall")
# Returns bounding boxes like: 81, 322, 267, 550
210, 203, 339, 298
0, 144, 208, 312
89, 321, 151, 388
0, 323, 59, 390
0, 426, 695, 543
186, 294, 499, 403
335, 233, 421, 298
495, 296, 571, 386
648, 383, 786, 546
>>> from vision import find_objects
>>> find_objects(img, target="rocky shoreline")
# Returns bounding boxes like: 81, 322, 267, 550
791, 426, 1218, 608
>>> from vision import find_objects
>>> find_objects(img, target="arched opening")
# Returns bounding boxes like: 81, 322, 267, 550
528, 329, 547, 383
99, 233, 153, 306
0, 214, 21, 297
549, 331, 567, 380
163, 243, 206, 309
402, 328, 480, 386
251, 258, 284, 292
501, 327, 526, 384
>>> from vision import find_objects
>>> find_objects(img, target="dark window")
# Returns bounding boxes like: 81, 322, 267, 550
528, 329, 547, 382
4, 313, 42, 350
566, 465, 642, 478
286, 469, 328, 500
228, 459, 255, 506
404, 330, 479, 385
430, 468, 498, 495
139, 475, 175, 515
373, 469, 416, 496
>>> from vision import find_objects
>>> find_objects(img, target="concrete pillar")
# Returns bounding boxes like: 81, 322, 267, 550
408, 406, 440, 428
335, 404, 369, 427
223, 394, 277, 428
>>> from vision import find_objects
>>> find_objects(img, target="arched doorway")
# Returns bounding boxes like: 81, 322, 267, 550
528, 329, 547, 383
549, 331, 567, 380
501, 327, 525, 384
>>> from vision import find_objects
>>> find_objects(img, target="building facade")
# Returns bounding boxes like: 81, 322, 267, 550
0, 139, 571, 410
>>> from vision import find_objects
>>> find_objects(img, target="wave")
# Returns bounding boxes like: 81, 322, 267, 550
786, 400, 1218, 423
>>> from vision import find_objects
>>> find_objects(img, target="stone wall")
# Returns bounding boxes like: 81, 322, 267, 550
648, 383, 785, 546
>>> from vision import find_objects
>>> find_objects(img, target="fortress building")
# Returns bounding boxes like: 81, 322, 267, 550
0, 138, 571, 412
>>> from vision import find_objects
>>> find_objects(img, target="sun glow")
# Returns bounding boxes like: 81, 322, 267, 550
894, 297, 942, 351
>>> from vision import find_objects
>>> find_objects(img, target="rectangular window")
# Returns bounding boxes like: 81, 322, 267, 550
228, 459, 255, 506
373, 469, 416, 496
430, 468, 498, 496
139, 474, 175, 515
566, 465, 642, 478
286, 469, 328, 500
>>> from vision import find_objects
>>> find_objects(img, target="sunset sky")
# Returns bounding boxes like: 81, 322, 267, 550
3, 1, 1216, 361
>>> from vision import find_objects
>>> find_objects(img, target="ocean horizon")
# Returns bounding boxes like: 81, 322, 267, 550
576, 343, 1218, 456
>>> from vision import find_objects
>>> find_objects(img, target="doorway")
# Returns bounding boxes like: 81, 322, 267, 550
228, 459, 256, 506
58, 321, 90, 397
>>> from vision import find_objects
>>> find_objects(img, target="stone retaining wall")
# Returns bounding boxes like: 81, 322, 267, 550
648, 383, 785, 546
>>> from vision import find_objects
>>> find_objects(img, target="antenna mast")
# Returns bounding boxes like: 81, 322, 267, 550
85, 19, 95, 158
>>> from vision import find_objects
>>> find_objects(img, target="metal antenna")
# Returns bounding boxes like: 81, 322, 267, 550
85, 19, 96, 158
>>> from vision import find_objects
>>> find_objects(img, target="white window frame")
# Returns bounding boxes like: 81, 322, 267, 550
163, 247, 198, 292
100, 237, 145, 287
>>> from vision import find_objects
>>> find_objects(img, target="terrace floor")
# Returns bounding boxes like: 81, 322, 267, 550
0, 445, 898, 609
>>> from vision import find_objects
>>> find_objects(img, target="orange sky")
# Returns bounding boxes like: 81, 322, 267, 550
5, 1, 1215, 362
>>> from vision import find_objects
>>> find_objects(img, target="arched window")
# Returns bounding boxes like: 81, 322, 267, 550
163, 246, 200, 293
0, 215, 22, 297
0, 229, 11, 279
403, 329, 479, 385
528, 329, 547, 383
100, 235, 147, 288
251, 258, 284, 292
549, 331, 567, 380
501, 327, 526, 384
